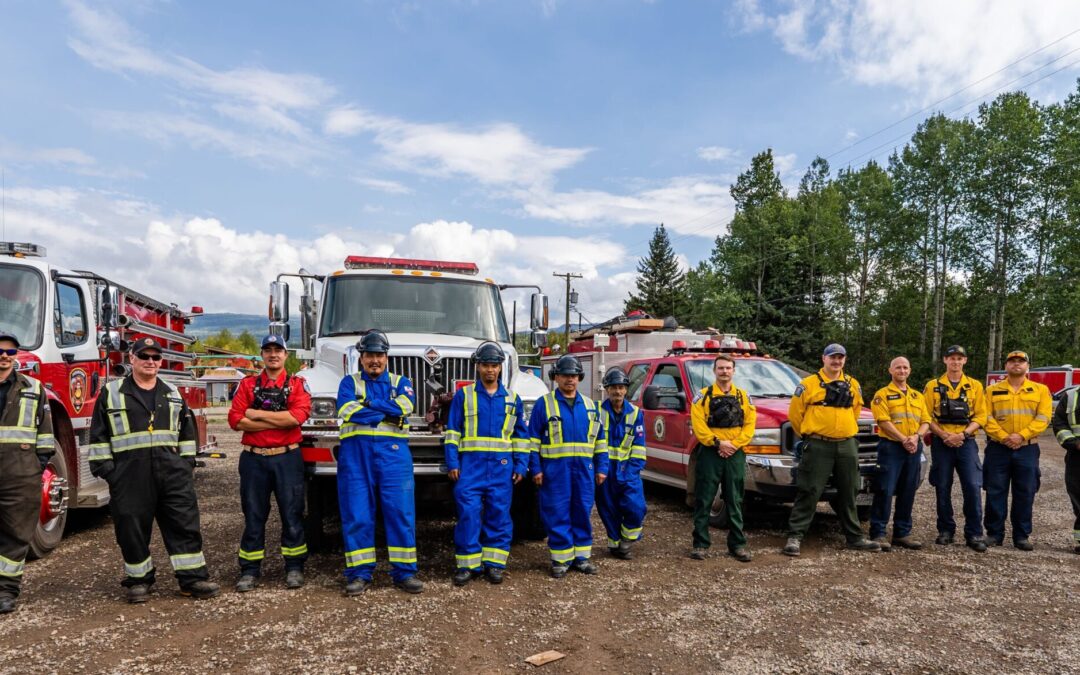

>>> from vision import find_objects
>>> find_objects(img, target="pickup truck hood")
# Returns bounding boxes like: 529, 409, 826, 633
751, 396, 876, 427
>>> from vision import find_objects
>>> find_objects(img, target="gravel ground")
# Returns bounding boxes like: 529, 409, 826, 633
3, 420, 1079, 674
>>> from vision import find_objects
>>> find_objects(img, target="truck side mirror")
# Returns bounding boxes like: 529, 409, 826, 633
530, 293, 549, 331
642, 384, 686, 411
269, 322, 290, 344
531, 330, 548, 349
100, 285, 121, 329
269, 281, 289, 323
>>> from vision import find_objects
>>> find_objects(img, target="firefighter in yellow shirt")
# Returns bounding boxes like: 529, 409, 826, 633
868, 357, 930, 551
689, 354, 756, 563
782, 344, 879, 557
982, 350, 1053, 550
923, 344, 989, 551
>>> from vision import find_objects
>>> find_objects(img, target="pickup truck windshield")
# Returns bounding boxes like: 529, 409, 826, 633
685, 358, 803, 397
0, 264, 44, 350
321, 275, 510, 342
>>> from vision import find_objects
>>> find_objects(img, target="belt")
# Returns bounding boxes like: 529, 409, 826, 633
804, 434, 853, 442
243, 444, 299, 456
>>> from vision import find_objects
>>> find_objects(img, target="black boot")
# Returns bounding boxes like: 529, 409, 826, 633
394, 576, 424, 594
485, 567, 504, 584
453, 569, 474, 587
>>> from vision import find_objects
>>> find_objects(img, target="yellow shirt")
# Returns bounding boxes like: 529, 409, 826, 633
871, 382, 931, 437
788, 369, 863, 439
922, 374, 988, 433
690, 383, 756, 448
983, 378, 1053, 443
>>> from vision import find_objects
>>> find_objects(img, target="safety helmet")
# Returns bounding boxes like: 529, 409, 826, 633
356, 330, 390, 354
472, 341, 506, 364
602, 366, 631, 388
549, 355, 584, 380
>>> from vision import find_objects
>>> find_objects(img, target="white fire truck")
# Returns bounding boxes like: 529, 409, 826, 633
267, 255, 549, 543
0, 242, 215, 557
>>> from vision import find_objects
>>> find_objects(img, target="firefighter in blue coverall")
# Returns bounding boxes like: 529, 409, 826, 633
335, 331, 422, 595
596, 367, 647, 560
528, 355, 608, 578
444, 342, 530, 587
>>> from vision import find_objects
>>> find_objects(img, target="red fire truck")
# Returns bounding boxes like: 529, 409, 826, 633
542, 318, 890, 523
0, 242, 215, 558
986, 364, 1079, 398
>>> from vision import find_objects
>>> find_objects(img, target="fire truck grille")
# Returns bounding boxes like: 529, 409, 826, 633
388, 356, 475, 417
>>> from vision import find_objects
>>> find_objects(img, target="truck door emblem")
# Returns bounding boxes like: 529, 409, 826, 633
654, 416, 665, 441
423, 347, 442, 366
69, 369, 87, 414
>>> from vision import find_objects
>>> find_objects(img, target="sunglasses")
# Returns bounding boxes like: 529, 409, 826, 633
0, 348, 17, 356
134, 353, 163, 362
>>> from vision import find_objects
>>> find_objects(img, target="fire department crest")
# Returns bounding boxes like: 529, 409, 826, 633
69, 368, 87, 414
653, 415, 665, 441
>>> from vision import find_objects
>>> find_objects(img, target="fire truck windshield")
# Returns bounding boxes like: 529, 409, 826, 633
685, 358, 803, 398
0, 264, 45, 350
321, 275, 510, 342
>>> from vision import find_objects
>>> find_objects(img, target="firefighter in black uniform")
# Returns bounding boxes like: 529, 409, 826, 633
1052, 386, 1080, 553
0, 331, 54, 614
88, 338, 219, 603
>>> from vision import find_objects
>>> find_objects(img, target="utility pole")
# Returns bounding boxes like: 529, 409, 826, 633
553, 271, 582, 344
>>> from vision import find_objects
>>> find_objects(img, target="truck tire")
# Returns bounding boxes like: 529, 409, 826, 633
29, 441, 71, 560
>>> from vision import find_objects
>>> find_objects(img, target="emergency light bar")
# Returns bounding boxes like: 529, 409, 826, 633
344, 256, 479, 275
0, 242, 46, 257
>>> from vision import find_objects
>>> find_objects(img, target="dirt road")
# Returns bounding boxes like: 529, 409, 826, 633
3, 421, 1079, 674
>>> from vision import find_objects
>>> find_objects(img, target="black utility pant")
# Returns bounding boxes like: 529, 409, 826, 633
238, 449, 307, 575
105, 447, 209, 588
0, 445, 40, 598
1064, 447, 1080, 545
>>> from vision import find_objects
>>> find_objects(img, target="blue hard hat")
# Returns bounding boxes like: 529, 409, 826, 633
549, 355, 584, 379
356, 330, 390, 354
602, 366, 631, 388
472, 342, 506, 364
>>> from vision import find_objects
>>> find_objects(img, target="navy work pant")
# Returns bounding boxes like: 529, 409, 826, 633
238, 448, 308, 575
869, 440, 922, 540
929, 436, 983, 540
983, 441, 1040, 543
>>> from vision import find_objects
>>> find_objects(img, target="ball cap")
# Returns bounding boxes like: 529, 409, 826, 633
261, 334, 287, 349
943, 344, 967, 357
0, 331, 20, 348
1005, 350, 1029, 363
822, 343, 847, 357
131, 337, 163, 355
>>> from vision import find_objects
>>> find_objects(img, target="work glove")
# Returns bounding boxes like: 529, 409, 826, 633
90, 459, 116, 479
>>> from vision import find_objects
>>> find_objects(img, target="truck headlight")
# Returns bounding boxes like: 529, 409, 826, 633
745, 428, 782, 455
310, 398, 338, 419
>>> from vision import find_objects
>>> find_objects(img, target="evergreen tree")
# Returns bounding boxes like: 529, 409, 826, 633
624, 224, 687, 319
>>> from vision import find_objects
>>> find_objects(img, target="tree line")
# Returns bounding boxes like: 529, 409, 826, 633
626, 85, 1080, 392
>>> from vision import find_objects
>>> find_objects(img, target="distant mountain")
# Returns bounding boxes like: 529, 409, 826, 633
188, 313, 297, 338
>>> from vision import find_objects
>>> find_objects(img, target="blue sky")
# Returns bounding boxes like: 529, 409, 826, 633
3, 0, 1080, 324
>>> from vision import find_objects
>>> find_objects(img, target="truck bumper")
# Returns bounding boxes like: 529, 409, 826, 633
744, 452, 909, 504
300, 429, 448, 478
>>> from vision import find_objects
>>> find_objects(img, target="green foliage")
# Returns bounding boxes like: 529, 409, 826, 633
624, 224, 687, 319
195, 329, 302, 375
626, 84, 1080, 383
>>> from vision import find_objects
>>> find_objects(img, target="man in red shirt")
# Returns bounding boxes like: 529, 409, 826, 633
228, 335, 311, 592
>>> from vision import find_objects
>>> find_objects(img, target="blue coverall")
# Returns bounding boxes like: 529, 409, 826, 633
336, 370, 417, 583
595, 400, 647, 549
528, 390, 608, 565
444, 382, 530, 571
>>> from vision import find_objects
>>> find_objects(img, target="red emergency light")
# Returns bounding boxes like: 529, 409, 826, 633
671, 340, 687, 354
190, 306, 204, 315
703, 340, 721, 351
344, 256, 479, 276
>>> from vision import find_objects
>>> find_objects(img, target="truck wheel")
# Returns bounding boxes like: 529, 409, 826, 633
29, 442, 71, 560
709, 494, 730, 529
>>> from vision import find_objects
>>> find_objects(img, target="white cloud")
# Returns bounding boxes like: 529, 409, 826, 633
351, 177, 413, 195
325, 106, 590, 188
519, 176, 735, 237
697, 145, 738, 162
737, 0, 1080, 100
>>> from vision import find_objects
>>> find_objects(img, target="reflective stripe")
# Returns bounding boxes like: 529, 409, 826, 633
110, 431, 182, 451
512, 438, 532, 452
889, 412, 922, 422
456, 552, 482, 570
17, 379, 41, 428
238, 549, 265, 561
620, 525, 642, 541
1035, 414, 1049, 422
458, 439, 514, 452
393, 394, 414, 416
481, 547, 509, 565
630, 447, 646, 460
1058, 428, 1079, 443
387, 546, 417, 564
0, 428, 37, 443
338, 400, 365, 419
88, 443, 113, 461
1060, 390, 1080, 444
539, 442, 596, 459
603, 404, 639, 462
457, 385, 519, 454
281, 544, 308, 557
106, 381, 130, 436
124, 556, 154, 578
340, 423, 409, 439
993, 408, 1041, 417
573, 545, 592, 559
345, 548, 376, 567
540, 392, 602, 460
444, 429, 462, 445
170, 552, 207, 571
0, 554, 25, 577
178, 441, 196, 457
35, 432, 55, 450
549, 547, 575, 563
607, 537, 620, 549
